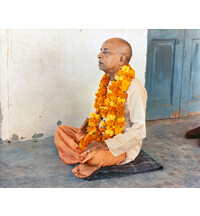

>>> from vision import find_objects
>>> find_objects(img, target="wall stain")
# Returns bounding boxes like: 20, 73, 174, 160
176, 29, 180, 40
170, 108, 180, 118
40, 57, 45, 72
185, 111, 200, 117
9, 29, 15, 63
57, 120, 62, 126
11, 134, 19, 141
32, 133, 44, 138
6, 30, 9, 67
33, 139, 38, 142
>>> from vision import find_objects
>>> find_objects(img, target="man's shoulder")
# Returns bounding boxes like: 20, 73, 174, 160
128, 77, 147, 93
127, 77, 148, 103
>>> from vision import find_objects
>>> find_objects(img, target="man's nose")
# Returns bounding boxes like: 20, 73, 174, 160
97, 52, 102, 58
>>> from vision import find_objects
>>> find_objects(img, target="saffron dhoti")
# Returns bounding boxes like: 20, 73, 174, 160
54, 125, 126, 167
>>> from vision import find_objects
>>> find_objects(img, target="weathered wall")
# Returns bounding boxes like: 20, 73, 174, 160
0, 29, 148, 140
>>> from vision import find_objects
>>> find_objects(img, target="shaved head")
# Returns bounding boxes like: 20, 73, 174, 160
97, 37, 132, 79
104, 38, 132, 64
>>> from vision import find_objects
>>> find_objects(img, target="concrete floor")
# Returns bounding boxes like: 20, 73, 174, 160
0, 115, 200, 188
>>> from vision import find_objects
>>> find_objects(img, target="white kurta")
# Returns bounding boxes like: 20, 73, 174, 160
105, 77, 148, 165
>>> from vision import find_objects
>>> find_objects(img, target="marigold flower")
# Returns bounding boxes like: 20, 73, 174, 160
122, 65, 130, 72
107, 114, 116, 121
100, 106, 108, 110
88, 129, 97, 135
101, 121, 106, 126
115, 75, 123, 81
121, 80, 130, 91
117, 117, 125, 123
109, 101, 116, 107
117, 97, 126, 103
104, 98, 110, 105
105, 129, 114, 136
115, 127, 123, 134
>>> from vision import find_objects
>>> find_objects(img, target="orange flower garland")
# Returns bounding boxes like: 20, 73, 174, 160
79, 64, 135, 151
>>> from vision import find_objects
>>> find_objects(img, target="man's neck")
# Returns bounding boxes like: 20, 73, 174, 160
108, 73, 116, 81
107, 66, 122, 81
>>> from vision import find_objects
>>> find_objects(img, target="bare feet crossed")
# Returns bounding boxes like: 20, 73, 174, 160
72, 163, 101, 178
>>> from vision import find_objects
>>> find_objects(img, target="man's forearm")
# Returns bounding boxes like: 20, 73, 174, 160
84, 141, 108, 154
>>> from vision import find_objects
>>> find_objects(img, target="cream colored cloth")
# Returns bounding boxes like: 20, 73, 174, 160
105, 77, 148, 165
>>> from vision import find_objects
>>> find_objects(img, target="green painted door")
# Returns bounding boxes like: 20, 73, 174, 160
180, 30, 200, 116
145, 29, 200, 120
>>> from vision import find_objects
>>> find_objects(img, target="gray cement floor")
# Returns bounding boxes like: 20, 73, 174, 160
0, 115, 200, 188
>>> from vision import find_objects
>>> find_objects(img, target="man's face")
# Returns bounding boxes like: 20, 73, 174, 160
97, 40, 121, 75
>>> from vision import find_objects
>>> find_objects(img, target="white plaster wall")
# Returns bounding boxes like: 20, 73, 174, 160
0, 29, 148, 140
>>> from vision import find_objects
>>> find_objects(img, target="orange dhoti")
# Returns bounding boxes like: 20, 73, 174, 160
54, 125, 126, 167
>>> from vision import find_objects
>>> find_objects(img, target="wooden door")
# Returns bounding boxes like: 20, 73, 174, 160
145, 30, 185, 120
180, 30, 200, 116
145, 29, 200, 120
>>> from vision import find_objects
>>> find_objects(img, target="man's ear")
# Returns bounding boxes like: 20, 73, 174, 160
119, 54, 126, 65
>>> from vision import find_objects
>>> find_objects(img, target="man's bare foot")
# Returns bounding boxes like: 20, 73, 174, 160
72, 165, 79, 174
72, 163, 101, 178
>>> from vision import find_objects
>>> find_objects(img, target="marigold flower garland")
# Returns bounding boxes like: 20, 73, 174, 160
79, 64, 135, 151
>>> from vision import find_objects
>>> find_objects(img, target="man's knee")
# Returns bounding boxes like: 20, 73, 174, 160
86, 150, 109, 166
56, 125, 65, 133
55, 125, 66, 141
87, 150, 126, 167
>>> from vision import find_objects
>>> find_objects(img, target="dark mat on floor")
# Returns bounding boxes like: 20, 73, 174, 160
84, 149, 163, 181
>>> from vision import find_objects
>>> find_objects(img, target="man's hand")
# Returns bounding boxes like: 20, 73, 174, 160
80, 118, 89, 131
84, 141, 108, 155
74, 129, 86, 143
74, 118, 89, 143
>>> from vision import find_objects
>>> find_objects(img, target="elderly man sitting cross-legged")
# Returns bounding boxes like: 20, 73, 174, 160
54, 37, 147, 178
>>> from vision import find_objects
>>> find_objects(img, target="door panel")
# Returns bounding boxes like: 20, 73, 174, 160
151, 40, 175, 105
145, 30, 185, 120
181, 30, 200, 116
